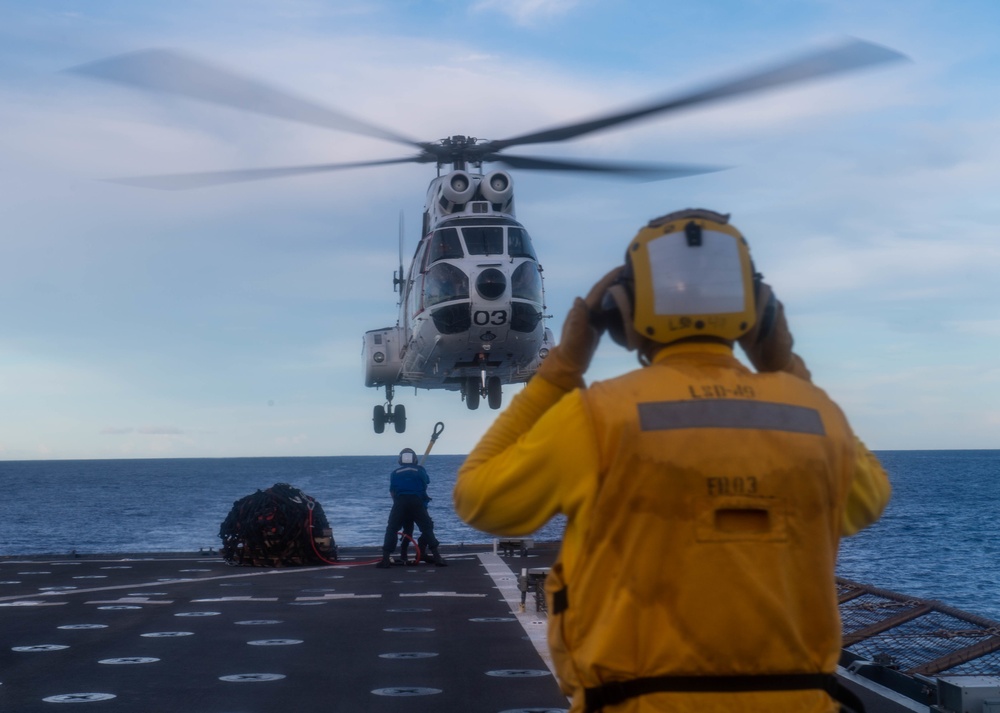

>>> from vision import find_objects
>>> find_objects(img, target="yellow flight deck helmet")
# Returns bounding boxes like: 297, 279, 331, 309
601, 208, 759, 351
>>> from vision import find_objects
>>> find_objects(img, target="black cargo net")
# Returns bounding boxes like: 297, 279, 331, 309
838, 578, 1000, 676
219, 483, 337, 566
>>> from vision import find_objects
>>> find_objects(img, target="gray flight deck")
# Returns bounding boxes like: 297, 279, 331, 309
1, 545, 567, 713
3, 543, 997, 712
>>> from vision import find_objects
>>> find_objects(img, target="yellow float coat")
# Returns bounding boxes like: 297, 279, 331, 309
455, 342, 890, 712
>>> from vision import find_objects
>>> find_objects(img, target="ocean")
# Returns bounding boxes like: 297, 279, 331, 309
0, 450, 997, 620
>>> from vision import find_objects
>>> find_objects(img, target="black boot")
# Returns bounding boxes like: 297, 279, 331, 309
430, 546, 447, 567
376, 551, 392, 569
397, 542, 410, 566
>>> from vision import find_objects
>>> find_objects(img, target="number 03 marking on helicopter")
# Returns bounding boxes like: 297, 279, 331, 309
68, 41, 906, 433
474, 311, 508, 326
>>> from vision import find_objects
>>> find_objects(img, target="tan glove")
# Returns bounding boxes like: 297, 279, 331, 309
738, 281, 812, 381
536, 267, 622, 391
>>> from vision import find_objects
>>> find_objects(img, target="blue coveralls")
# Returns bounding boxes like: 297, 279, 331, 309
381, 464, 439, 554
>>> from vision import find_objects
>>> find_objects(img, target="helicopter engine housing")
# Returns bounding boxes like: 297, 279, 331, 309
363, 326, 404, 387
479, 170, 513, 204
440, 170, 476, 205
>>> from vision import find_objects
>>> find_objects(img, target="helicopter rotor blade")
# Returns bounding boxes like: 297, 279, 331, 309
107, 156, 424, 191
487, 38, 907, 151
487, 153, 725, 181
68, 49, 428, 151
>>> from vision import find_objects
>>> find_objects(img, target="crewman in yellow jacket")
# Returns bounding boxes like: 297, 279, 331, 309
454, 209, 891, 713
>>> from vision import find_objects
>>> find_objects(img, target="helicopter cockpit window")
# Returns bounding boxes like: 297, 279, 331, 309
511, 262, 543, 302
424, 263, 469, 307
409, 242, 427, 284
462, 226, 504, 256
427, 228, 463, 264
508, 227, 537, 260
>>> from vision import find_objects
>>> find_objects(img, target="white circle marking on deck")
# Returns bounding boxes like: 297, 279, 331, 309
174, 611, 221, 617
235, 619, 282, 625
379, 652, 439, 659
219, 673, 286, 682
43, 692, 117, 702
13, 645, 69, 652
372, 687, 442, 696
382, 626, 434, 632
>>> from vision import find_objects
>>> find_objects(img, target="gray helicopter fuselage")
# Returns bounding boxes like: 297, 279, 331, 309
363, 170, 553, 396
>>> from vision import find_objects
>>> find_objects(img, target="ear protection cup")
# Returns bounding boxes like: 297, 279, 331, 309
595, 257, 644, 352
751, 271, 776, 341
602, 283, 643, 351
598, 286, 626, 347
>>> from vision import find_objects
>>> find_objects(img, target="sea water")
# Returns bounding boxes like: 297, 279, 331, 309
0, 451, 997, 620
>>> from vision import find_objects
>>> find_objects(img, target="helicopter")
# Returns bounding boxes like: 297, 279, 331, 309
363, 168, 553, 433
69, 39, 905, 434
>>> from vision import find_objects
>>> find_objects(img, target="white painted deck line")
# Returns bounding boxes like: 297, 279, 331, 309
477, 552, 555, 676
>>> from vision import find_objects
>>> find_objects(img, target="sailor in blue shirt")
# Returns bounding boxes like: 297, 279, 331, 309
378, 448, 446, 567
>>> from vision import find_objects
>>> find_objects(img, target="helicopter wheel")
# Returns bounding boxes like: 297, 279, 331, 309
394, 404, 406, 434
465, 377, 480, 411
487, 376, 502, 410
373, 405, 386, 434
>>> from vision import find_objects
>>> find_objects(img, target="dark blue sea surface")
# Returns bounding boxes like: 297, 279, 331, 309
835, 450, 1000, 620
0, 455, 564, 557
0, 450, 997, 620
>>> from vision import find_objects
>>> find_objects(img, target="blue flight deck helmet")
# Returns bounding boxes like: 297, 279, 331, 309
399, 448, 417, 465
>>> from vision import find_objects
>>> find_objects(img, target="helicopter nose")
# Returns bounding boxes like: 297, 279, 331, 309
475, 268, 507, 300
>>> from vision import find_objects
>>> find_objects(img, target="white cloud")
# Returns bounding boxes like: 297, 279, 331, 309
948, 320, 1000, 339
471, 0, 583, 26
136, 426, 185, 435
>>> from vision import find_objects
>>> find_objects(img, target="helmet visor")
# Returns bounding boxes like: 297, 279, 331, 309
646, 231, 748, 315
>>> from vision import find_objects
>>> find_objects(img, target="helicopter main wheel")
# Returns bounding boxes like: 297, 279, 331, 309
487, 376, 502, 410
373, 405, 386, 434
465, 377, 480, 411
394, 404, 406, 434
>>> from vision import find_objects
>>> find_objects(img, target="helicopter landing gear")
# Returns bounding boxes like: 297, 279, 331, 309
487, 376, 502, 410
463, 376, 503, 410
464, 376, 480, 411
373, 386, 406, 434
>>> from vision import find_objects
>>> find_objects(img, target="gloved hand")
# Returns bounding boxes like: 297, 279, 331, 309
536, 267, 622, 391
738, 281, 812, 381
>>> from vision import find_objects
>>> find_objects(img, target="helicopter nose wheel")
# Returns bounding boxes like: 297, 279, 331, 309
463, 376, 503, 410
374, 386, 406, 434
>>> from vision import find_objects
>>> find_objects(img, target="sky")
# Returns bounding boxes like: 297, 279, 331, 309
1, 0, 999, 460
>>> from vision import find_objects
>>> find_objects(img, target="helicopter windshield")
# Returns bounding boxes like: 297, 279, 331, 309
424, 262, 469, 307
511, 262, 543, 302
427, 228, 463, 264
508, 227, 537, 260
462, 226, 504, 256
